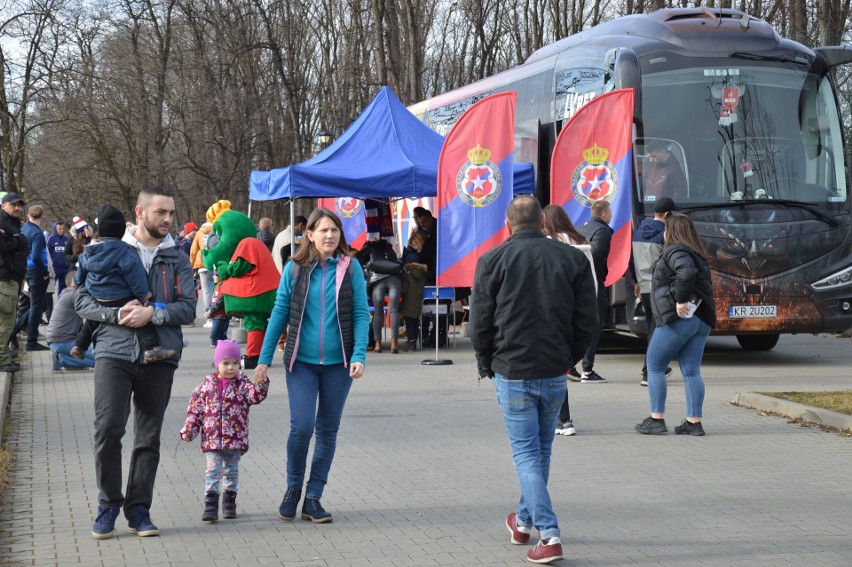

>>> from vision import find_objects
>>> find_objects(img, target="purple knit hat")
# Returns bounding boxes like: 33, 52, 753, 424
214, 339, 241, 367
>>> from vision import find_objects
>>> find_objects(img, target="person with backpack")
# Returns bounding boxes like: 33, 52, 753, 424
254, 207, 369, 525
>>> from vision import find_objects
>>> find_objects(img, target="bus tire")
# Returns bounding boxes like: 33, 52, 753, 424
736, 334, 780, 351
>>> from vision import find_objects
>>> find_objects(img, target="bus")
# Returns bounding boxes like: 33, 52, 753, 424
409, 7, 852, 350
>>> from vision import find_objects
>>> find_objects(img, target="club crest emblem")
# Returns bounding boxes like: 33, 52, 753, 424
456, 145, 503, 208
571, 143, 618, 208
336, 197, 363, 218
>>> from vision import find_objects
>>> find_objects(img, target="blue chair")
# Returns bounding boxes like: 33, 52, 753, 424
422, 286, 456, 349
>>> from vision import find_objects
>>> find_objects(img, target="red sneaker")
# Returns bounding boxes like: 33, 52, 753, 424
505, 512, 531, 545
527, 538, 563, 564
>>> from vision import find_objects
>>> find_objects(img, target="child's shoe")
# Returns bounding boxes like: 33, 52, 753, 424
70, 346, 84, 359
202, 491, 218, 522
222, 490, 237, 519
143, 346, 177, 363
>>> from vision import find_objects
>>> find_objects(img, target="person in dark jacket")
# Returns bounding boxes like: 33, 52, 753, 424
72, 203, 174, 363
76, 187, 197, 540
47, 222, 70, 295
635, 213, 716, 437
629, 196, 676, 385
470, 196, 597, 565
257, 217, 275, 252
644, 139, 687, 200
254, 207, 369, 525
0, 192, 29, 372
21, 204, 50, 351
575, 199, 613, 383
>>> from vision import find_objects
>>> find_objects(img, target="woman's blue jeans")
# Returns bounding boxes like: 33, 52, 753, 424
494, 375, 565, 541
285, 361, 353, 500
647, 316, 711, 417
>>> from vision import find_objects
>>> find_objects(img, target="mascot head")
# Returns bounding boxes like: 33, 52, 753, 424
202, 208, 257, 273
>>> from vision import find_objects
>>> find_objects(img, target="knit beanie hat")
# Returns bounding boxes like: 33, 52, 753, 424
96, 204, 126, 238
214, 339, 241, 367
206, 200, 232, 224
72, 216, 89, 234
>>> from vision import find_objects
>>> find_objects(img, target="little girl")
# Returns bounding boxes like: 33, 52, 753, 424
179, 339, 269, 522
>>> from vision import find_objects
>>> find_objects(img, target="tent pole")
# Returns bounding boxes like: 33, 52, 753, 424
423, 210, 453, 366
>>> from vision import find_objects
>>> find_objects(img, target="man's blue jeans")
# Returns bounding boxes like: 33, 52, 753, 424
285, 361, 353, 500
49, 341, 95, 372
647, 316, 711, 417
494, 375, 565, 541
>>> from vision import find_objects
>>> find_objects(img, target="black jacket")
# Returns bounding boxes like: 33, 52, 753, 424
578, 217, 613, 287
0, 209, 28, 284
470, 229, 599, 379
650, 243, 716, 328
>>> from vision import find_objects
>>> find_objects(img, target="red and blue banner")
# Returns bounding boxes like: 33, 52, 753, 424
550, 89, 635, 287
320, 197, 367, 250
436, 91, 516, 286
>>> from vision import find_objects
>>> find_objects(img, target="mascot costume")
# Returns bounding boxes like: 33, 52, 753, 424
202, 204, 279, 368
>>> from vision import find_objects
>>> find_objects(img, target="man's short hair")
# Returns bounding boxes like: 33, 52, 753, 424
590, 200, 611, 218
28, 205, 43, 219
646, 139, 670, 153
259, 217, 272, 230
412, 206, 432, 219
295, 215, 308, 225
137, 186, 174, 207
505, 196, 541, 231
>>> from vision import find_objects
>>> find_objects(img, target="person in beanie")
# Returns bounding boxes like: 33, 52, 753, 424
180, 339, 269, 522
72, 203, 175, 363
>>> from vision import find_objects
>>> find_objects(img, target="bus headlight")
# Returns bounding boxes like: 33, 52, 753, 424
812, 266, 852, 290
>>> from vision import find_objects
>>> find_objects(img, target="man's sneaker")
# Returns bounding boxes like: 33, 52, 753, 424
91, 505, 121, 539
566, 368, 582, 382
674, 419, 706, 436
506, 512, 531, 545
641, 366, 673, 386
527, 537, 563, 564
127, 506, 160, 536
278, 487, 302, 520
580, 371, 607, 383
635, 416, 667, 435
555, 421, 576, 436
0, 362, 21, 373
25, 342, 50, 352
640, 375, 648, 387
301, 498, 333, 523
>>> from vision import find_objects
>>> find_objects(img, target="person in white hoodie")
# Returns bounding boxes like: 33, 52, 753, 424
542, 205, 597, 436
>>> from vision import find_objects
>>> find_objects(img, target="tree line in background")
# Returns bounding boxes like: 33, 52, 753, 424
1, 0, 850, 229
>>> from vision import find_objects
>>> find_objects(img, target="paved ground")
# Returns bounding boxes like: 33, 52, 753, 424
1, 322, 851, 566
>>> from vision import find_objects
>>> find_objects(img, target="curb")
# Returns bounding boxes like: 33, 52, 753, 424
0, 371, 10, 445
732, 392, 852, 432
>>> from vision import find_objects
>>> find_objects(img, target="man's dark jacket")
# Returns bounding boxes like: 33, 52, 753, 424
0, 210, 29, 284
470, 229, 599, 379
578, 217, 613, 287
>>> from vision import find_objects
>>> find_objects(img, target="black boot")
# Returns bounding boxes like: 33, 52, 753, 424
222, 490, 237, 519
202, 491, 218, 522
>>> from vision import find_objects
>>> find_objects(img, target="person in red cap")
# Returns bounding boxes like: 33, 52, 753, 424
180, 338, 269, 523
179, 222, 197, 255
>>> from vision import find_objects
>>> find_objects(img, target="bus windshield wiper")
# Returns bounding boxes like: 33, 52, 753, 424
729, 52, 809, 65
681, 199, 839, 226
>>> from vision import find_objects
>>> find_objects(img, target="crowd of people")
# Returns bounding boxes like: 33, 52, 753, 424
0, 188, 715, 565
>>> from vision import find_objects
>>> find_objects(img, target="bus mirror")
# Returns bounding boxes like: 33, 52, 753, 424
815, 46, 852, 68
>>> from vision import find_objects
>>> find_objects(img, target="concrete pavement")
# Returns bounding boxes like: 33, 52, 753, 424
1, 325, 851, 566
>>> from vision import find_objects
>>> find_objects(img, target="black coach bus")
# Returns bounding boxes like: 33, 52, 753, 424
410, 7, 852, 350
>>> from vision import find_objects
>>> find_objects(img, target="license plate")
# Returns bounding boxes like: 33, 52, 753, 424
728, 305, 777, 318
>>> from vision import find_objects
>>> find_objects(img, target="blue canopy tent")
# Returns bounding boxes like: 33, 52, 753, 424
249, 86, 534, 202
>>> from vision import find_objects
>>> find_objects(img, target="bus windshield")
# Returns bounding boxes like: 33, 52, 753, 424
636, 61, 847, 215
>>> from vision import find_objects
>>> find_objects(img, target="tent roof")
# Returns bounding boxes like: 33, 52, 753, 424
249, 86, 534, 201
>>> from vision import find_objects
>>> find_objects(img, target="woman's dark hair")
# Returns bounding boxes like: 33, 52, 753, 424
291, 207, 350, 265
664, 213, 707, 260
542, 204, 589, 245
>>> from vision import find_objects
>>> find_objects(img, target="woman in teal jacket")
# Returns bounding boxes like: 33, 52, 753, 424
255, 207, 369, 524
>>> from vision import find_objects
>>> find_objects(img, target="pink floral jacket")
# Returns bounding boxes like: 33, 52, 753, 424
180, 372, 269, 454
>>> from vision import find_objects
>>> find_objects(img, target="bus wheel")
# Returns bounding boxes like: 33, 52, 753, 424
736, 334, 780, 351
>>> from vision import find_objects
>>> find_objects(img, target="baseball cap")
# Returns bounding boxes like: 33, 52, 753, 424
183, 222, 198, 233
1, 192, 25, 205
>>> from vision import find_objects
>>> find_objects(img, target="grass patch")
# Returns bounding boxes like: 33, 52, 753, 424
0, 446, 11, 502
756, 391, 852, 415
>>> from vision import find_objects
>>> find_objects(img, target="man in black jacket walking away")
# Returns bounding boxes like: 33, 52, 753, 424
575, 200, 614, 383
470, 196, 598, 564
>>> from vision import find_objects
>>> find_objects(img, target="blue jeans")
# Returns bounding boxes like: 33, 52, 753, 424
210, 317, 229, 346
49, 341, 95, 371
494, 375, 566, 541
647, 316, 711, 417
25, 271, 48, 345
285, 361, 353, 500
